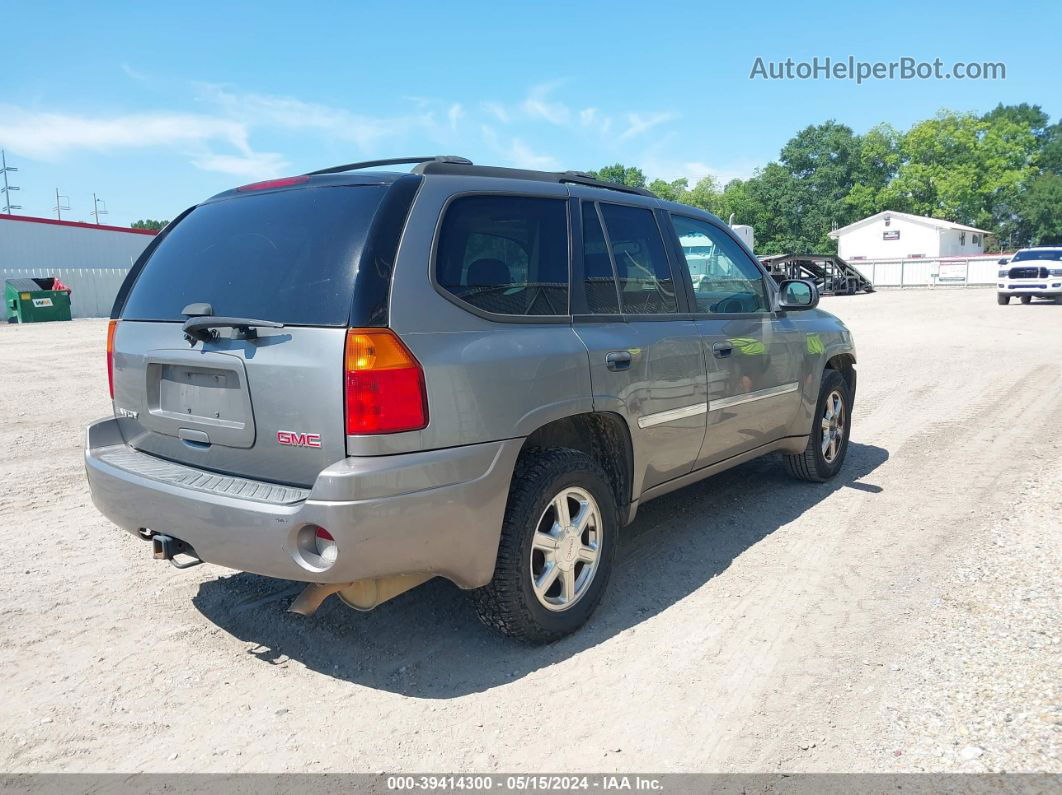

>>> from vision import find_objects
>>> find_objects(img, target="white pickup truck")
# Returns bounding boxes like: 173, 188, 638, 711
997, 247, 1062, 304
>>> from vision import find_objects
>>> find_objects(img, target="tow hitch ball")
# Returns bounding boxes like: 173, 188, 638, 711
149, 533, 203, 569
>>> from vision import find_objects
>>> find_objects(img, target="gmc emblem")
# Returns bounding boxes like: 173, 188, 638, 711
276, 430, 322, 448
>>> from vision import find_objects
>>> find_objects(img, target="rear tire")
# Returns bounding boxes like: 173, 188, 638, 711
997, 294, 1010, 305
470, 448, 617, 644
784, 368, 852, 482
1020, 295, 1032, 304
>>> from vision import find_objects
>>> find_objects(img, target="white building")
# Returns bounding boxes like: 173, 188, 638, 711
0, 213, 156, 270
1, 214, 158, 317
829, 210, 988, 261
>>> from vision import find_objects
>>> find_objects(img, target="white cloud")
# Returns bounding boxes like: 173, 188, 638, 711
448, 103, 463, 131
480, 125, 560, 170
121, 63, 149, 83
521, 80, 572, 125
508, 139, 560, 170
190, 151, 290, 179
196, 83, 452, 151
482, 102, 511, 123
618, 112, 678, 141
0, 105, 249, 158
485, 83, 672, 143
639, 153, 756, 187
0, 104, 287, 180
0, 81, 686, 184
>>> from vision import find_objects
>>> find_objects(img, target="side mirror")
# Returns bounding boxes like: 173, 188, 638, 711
779, 279, 819, 310
997, 257, 1009, 265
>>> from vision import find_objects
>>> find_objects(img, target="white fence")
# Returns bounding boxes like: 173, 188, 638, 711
3, 267, 130, 319
0, 255, 1013, 320
851, 255, 1004, 288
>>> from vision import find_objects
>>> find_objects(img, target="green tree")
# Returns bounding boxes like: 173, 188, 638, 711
131, 219, 168, 231
647, 177, 689, 202
779, 121, 865, 248
716, 164, 814, 254
882, 110, 1038, 231
982, 102, 1049, 137
588, 104, 1058, 255
685, 175, 722, 214
1039, 122, 1062, 175
842, 124, 902, 218
1014, 173, 1062, 245
588, 164, 647, 188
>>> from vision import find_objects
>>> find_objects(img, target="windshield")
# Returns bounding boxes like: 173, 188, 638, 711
1012, 249, 1062, 262
121, 185, 388, 325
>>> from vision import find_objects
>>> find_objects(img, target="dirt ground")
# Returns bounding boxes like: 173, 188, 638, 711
0, 288, 1058, 774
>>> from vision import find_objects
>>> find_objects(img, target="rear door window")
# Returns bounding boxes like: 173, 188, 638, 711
121, 185, 390, 326
597, 203, 678, 314
581, 202, 620, 314
435, 195, 569, 316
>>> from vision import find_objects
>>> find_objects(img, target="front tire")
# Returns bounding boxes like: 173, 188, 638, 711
997, 294, 1010, 305
471, 448, 617, 644
784, 368, 852, 482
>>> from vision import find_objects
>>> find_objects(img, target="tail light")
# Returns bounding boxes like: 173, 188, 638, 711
236, 175, 310, 192
106, 319, 118, 399
344, 328, 428, 434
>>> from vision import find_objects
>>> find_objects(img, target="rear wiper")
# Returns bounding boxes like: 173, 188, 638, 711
182, 315, 284, 344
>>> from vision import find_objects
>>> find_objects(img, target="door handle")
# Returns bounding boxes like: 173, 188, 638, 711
605, 350, 632, 371
712, 342, 733, 358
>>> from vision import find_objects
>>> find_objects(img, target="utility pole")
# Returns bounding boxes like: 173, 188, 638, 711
91, 193, 109, 225
1, 150, 21, 215
53, 188, 70, 221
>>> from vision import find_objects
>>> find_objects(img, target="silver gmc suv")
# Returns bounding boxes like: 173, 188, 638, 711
85, 155, 857, 643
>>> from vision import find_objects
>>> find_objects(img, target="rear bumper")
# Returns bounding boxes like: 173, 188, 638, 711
85, 417, 521, 588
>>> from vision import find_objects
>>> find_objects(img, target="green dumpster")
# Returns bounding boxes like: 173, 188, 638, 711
5, 278, 73, 323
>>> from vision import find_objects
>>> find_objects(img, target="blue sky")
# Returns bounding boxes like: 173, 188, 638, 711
2, 0, 1059, 226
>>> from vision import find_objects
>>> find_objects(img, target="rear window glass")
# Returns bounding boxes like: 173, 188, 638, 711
436, 196, 570, 316
121, 185, 388, 325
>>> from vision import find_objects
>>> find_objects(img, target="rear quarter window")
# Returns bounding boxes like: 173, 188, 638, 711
121, 185, 389, 326
435, 195, 570, 316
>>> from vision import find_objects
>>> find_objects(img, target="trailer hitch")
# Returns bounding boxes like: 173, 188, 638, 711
151, 533, 204, 569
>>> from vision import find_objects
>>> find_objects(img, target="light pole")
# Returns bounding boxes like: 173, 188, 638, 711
1, 150, 21, 215
91, 193, 109, 225
53, 188, 70, 221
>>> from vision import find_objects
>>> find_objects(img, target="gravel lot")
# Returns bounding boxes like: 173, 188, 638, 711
0, 288, 1058, 773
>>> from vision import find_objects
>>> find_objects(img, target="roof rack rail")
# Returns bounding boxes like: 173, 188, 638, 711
558, 170, 655, 197
412, 161, 656, 197
305, 155, 472, 176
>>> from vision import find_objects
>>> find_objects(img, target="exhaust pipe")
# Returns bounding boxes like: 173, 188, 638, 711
338, 573, 433, 611
287, 583, 347, 616
288, 573, 433, 616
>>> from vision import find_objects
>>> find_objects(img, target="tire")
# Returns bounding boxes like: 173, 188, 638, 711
1020, 295, 1032, 304
997, 294, 1010, 305
783, 368, 852, 482
470, 447, 618, 644
1055, 295, 1062, 305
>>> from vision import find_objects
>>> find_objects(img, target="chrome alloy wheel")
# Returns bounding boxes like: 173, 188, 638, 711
821, 389, 846, 463
530, 487, 603, 612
